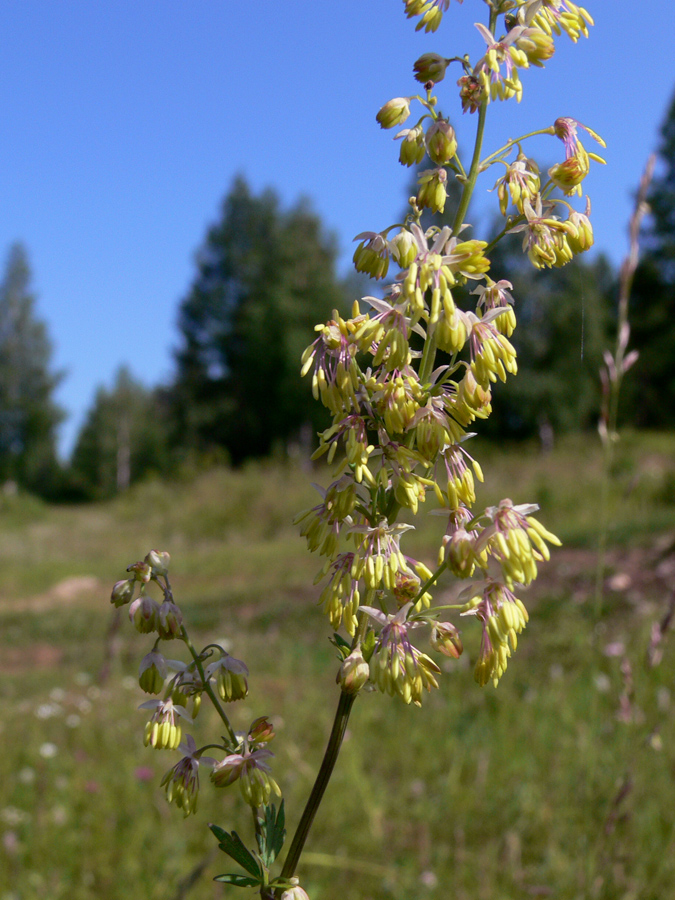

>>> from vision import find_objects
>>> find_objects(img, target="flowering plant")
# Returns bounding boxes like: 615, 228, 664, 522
109, 1, 602, 895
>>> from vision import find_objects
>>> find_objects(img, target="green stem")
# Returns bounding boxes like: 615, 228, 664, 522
418, 328, 438, 386
180, 627, 238, 746
452, 96, 488, 236
412, 559, 449, 607
278, 690, 356, 886
480, 127, 554, 167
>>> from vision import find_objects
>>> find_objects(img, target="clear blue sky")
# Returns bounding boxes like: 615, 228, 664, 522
1, 0, 673, 458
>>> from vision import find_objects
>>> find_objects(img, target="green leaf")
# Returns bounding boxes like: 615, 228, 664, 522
208, 824, 262, 878
330, 633, 352, 656
214, 874, 262, 887
256, 801, 286, 867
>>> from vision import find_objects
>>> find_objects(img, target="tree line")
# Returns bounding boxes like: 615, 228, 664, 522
4, 91, 675, 502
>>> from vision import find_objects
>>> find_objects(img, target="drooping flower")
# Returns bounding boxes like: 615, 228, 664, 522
161, 735, 216, 817
474, 499, 562, 586
138, 651, 168, 695
376, 97, 412, 130
494, 152, 540, 215
472, 278, 516, 337
205, 654, 249, 702
348, 520, 413, 591
460, 580, 529, 686
211, 745, 281, 808
404, 0, 458, 34
395, 125, 427, 167
520, 0, 594, 43
413, 52, 450, 84
566, 196, 594, 253
473, 22, 530, 103
353, 231, 390, 280
139, 697, 192, 751
300, 314, 360, 416
508, 195, 575, 268
362, 603, 441, 706
317, 552, 361, 635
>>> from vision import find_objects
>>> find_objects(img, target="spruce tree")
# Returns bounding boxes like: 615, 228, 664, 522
622, 87, 675, 427
171, 176, 350, 463
0, 243, 63, 495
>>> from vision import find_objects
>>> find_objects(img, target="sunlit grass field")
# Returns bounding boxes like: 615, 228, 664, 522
1, 432, 674, 900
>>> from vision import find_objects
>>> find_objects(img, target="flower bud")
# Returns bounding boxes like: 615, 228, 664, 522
139, 651, 167, 694
430, 622, 463, 659
426, 120, 457, 166
566, 206, 593, 254
376, 97, 411, 129
111, 578, 134, 607
210, 755, 242, 788
145, 549, 170, 576
353, 232, 389, 279
157, 600, 183, 639
129, 594, 159, 634
249, 715, 275, 743
548, 146, 592, 196
127, 561, 152, 583
443, 528, 476, 577
413, 53, 449, 85
396, 126, 426, 167
457, 74, 485, 114
417, 167, 448, 214
281, 879, 310, 900
392, 570, 420, 605
390, 230, 417, 269
337, 645, 370, 694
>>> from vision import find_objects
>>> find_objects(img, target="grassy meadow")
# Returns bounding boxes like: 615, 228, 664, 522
1, 432, 675, 900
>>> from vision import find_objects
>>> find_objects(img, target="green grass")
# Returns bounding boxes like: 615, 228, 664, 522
1, 433, 675, 899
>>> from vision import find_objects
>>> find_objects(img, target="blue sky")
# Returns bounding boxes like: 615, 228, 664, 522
1, 0, 673, 458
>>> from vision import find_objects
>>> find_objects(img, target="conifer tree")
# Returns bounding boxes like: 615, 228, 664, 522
171, 176, 350, 463
622, 87, 675, 426
0, 243, 63, 495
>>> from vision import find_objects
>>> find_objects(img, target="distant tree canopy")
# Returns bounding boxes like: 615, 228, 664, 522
69, 367, 169, 501
170, 176, 352, 463
484, 235, 613, 438
0, 243, 63, 495
621, 86, 675, 427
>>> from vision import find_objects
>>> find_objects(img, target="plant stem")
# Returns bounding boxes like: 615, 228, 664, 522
452, 96, 487, 237
592, 155, 654, 619
180, 627, 238, 746
278, 690, 357, 887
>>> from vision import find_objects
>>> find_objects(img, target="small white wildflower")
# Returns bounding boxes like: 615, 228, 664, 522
35, 702, 62, 720
50, 805, 68, 825
39, 742, 58, 759
0, 807, 30, 826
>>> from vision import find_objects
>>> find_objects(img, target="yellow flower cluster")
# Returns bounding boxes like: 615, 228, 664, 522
295, 0, 596, 699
